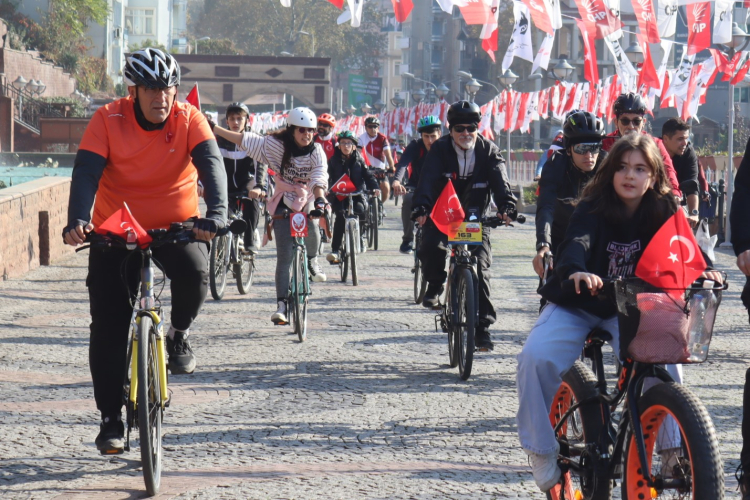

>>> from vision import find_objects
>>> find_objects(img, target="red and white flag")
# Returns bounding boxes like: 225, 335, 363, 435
480, 0, 500, 61
632, 0, 660, 44
430, 180, 465, 237
657, 0, 678, 38
575, 0, 620, 39
96, 203, 153, 249
391, 0, 414, 23
713, 0, 733, 45
724, 51, 748, 81
635, 209, 707, 298
636, 33, 660, 90
459, 0, 494, 25
185, 83, 200, 111
686, 2, 711, 55
521, 0, 553, 34
332, 173, 357, 200
577, 19, 599, 82
531, 30, 555, 75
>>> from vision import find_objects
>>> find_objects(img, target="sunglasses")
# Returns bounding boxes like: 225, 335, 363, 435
453, 125, 477, 133
572, 142, 602, 155
297, 127, 316, 134
366, 125, 379, 129
618, 117, 643, 127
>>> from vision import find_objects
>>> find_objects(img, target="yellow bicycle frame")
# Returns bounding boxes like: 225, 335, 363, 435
128, 312, 168, 408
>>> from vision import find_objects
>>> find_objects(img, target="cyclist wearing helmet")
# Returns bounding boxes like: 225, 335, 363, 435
62, 48, 227, 454
533, 110, 606, 278
359, 116, 396, 205
603, 92, 681, 198
315, 113, 338, 160
325, 131, 380, 263
218, 101, 268, 254
412, 101, 516, 351
211, 107, 329, 324
392, 115, 442, 254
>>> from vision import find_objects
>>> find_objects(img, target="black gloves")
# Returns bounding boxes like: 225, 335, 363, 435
410, 205, 429, 221
193, 218, 223, 234
314, 197, 328, 210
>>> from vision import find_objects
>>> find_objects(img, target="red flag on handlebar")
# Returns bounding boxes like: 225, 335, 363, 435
96, 203, 153, 248
331, 173, 357, 201
430, 180, 465, 237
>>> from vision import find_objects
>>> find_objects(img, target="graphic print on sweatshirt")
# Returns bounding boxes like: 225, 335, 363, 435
607, 240, 641, 277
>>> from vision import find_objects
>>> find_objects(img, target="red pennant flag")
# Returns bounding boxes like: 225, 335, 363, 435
328, 0, 344, 7
576, 19, 599, 82
709, 48, 729, 74
732, 58, 750, 85
391, 0, 413, 23
632, 0, 660, 43
331, 173, 357, 201
96, 204, 153, 248
459, 1, 494, 24
515, 92, 531, 132
430, 180, 465, 237
660, 72, 675, 108
185, 83, 200, 111
575, 0, 621, 39
635, 210, 707, 297
722, 51, 745, 81
521, 0, 553, 34
636, 34, 661, 89
686, 2, 711, 55
682, 65, 700, 120
482, 28, 498, 62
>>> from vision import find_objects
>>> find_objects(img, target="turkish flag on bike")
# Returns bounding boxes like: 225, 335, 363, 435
635, 209, 706, 297
430, 180, 465, 237
332, 173, 357, 201
96, 203, 153, 248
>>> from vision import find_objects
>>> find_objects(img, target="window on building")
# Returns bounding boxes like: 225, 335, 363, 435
223, 84, 233, 102
432, 46, 443, 65
304, 68, 325, 79
125, 8, 155, 36
735, 86, 750, 103
432, 21, 444, 37
315, 86, 325, 103
394, 62, 401, 76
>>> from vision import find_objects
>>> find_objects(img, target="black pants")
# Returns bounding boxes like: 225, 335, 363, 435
330, 196, 366, 252
87, 241, 209, 417
417, 220, 496, 326
234, 198, 261, 248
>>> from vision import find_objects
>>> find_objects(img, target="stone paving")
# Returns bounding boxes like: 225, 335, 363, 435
0, 207, 748, 499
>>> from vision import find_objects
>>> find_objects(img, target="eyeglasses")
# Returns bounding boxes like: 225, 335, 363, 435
366, 125, 379, 129
297, 127, 316, 134
618, 117, 643, 127
142, 86, 177, 96
572, 142, 602, 155
453, 125, 478, 133
339, 141, 355, 147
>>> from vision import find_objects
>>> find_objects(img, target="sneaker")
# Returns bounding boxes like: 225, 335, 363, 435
271, 300, 288, 324
166, 330, 196, 375
475, 327, 494, 352
326, 252, 340, 264
422, 283, 443, 309
308, 258, 327, 282
526, 446, 561, 492
95, 415, 125, 455
399, 241, 413, 254
360, 234, 368, 254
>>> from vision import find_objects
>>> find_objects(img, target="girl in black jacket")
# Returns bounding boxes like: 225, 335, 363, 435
516, 133, 723, 493
325, 132, 379, 263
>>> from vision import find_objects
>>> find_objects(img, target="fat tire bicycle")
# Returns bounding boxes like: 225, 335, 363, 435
78, 220, 242, 495
547, 277, 727, 500
435, 212, 524, 380
209, 191, 255, 299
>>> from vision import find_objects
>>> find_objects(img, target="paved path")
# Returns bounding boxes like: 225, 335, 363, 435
0, 208, 748, 499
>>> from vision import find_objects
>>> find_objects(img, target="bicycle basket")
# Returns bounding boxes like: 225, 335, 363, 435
614, 278, 722, 364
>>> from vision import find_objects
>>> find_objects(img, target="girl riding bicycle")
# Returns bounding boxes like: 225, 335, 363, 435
515, 133, 723, 493
212, 107, 329, 324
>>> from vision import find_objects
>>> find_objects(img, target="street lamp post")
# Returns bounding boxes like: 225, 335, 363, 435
435, 83, 449, 101
402, 72, 439, 102
298, 31, 315, 56
194, 36, 210, 54
721, 22, 750, 246
411, 88, 426, 104
465, 78, 482, 103
498, 69, 519, 159
552, 59, 575, 80
360, 102, 372, 115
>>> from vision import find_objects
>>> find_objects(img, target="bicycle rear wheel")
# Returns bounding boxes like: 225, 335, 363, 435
234, 255, 254, 294
292, 247, 308, 342
340, 237, 349, 283
209, 234, 229, 300
547, 360, 611, 500
454, 268, 476, 380
349, 222, 358, 286
137, 315, 162, 496
622, 382, 723, 500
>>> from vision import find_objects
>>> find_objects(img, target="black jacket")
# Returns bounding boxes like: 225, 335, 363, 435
327, 149, 379, 195
536, 150, 606, 252
413, 134, 516, 216
217, 136, 267, 191
394, 138, 429, 188
670, 142, 699, 196
732, 136, 750, 255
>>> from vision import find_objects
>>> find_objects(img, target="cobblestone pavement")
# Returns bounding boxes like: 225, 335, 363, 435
1, 207, 748, 499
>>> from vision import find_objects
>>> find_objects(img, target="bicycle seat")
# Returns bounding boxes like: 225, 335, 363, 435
585, 327, 612, 345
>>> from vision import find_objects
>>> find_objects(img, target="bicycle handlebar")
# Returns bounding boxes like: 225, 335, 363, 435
559, 275, 727, 297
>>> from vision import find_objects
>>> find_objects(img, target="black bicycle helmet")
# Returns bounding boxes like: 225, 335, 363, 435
337, 130, 359, 145
123, 48, 180, 88
364, 116, 380, 126
226, 102, 249, 117
447, 100, 481, 127
563, 110, 605, 147
612, 92, 647, 116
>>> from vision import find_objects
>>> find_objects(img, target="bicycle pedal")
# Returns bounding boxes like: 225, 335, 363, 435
272, 319, 289, 326
100, 447, 125, 456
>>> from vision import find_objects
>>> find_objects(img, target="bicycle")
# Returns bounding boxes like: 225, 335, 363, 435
547, 276, 727, 500
364, 190, 380, 251
435, 212, 525, 380
77, 220, 242, 495
332, 191, 365, 286
412, 221, 425, 304
271, 209, 329, 341
372, 167, 387, 226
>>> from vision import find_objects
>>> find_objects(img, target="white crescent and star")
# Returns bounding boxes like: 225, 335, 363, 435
336, 181, 347, 191
669, 235, 696, 263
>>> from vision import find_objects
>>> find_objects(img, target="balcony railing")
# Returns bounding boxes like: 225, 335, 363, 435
3, 82, 64, 134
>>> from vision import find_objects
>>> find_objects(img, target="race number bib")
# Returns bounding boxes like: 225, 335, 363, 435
290, 212, 308, 237
448, 222, 482, 245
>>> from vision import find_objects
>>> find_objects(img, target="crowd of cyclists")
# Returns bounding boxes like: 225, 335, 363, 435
61, 48, 750, 498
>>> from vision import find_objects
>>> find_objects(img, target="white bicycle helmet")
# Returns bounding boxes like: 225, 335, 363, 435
287, 107, 317, 128
123, 48, 180, 88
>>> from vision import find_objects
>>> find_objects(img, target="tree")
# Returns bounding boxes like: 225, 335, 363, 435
188, 38, 241, 55
189, 0, 386, 75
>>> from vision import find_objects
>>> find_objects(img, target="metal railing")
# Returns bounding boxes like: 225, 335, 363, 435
3, 82, 64, 134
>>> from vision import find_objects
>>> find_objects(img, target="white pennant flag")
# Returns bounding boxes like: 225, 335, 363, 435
521, 92, 537, 133
531, 30, 555, 75
338, 0, 364, 27
502, 1, 534, 72
657, 0, 678, 38
280, 0, 291, 5
653, 39, 674, 97
545, 0, 562, 29
713, 0, 733, 45
604, 35, 639, 92
435, 0, 468, 13
663, 51, 696, 100
605, 0, 623, 39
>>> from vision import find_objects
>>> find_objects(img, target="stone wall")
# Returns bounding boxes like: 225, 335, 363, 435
0, 48, 77, 99
0, 177, 73, 279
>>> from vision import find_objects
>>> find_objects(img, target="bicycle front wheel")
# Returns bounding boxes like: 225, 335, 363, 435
292, 247, 308, 342
234, 255, 254, 294
209, 234, 229, 300
137, 315, 162, 496
547, 360, 611, 500
622, 382, 723, 500
340, 236, 349, 283
454, 268, 476, 380
349, 222, 358, 286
